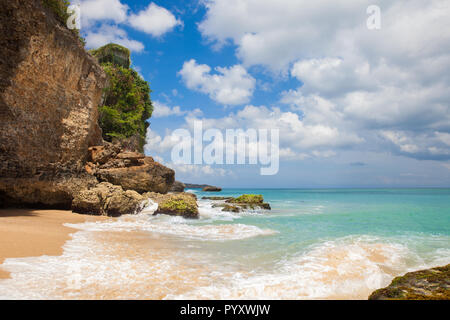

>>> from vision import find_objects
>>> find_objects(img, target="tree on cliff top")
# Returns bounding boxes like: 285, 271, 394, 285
90, 44, 153, 152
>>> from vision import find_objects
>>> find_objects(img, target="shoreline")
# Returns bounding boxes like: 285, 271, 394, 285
0, 209, 107, 279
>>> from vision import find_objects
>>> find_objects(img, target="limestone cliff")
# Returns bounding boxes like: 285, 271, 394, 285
0, 0, 107, 208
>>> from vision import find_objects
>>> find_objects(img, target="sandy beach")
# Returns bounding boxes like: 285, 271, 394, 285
0, 209, 107, 279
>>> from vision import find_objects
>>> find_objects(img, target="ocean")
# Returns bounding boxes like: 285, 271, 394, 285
0, 188, 449, 299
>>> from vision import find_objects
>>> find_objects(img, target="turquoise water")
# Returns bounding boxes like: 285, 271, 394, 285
193, 188, 450, 254
1, 188, 449, 299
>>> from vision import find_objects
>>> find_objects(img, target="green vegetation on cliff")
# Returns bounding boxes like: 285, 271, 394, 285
231, 194, 264, 204
42, 0, 85, 46
91, 44, 153, 152
42, 0, 70, 23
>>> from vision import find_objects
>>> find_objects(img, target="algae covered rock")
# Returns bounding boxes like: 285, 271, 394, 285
153, 193, 199, 219
229, 194, 264, 204
226, 194, 271, 210
369, 264, 450, 300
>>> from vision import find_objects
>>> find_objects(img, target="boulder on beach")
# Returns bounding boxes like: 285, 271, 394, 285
369, 264, 450, 300
170, 181, 186, 193
72, 182, 147, 217
152, 193, 199, 219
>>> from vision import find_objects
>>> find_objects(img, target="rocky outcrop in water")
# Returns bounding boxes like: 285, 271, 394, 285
72, 182, 148, 217
209, 194, 271, 213
369, 264, 450, 300
226, 195, 271, 210
147, 192, 199, 219
0, 0, 107, 208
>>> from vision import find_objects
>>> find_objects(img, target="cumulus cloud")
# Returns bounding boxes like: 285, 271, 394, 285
84, 24, 144, 52
80, 0, 129, 26
128, 3, 182, 37
80, 0, 181, 51
178, 59, 256, 105
152, 101, 186, 118
152, 101, 203, 118
146, 104, 363, 164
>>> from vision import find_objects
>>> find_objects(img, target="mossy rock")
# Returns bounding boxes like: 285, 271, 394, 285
369, 264, 450, 300
154, 194, 199, 219
229, 194, 264, 204
90, 43, 131, 69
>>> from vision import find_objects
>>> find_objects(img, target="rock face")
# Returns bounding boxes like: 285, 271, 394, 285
72, 182, 147, 217
0, 0, 107, 208
86, 144, 175, 194
148, 193, 199, 219
369, 264, 450, 300
202, 186, 222, 192
170, 181, 186, 193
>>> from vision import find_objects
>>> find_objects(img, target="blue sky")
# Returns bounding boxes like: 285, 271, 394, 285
75, 0, 450, 188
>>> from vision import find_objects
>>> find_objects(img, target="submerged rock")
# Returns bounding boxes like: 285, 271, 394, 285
221, 204, 241, 213
369, 264, 450, 300
150, 193, 199, 219
72, 182, 147, 217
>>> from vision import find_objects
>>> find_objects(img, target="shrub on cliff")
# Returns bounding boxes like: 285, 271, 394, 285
97, 62, 153, 152
42, 0, 86, 46
42, 0, 70, 24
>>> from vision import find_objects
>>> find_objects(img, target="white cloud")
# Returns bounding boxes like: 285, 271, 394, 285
185, 105, 362, 158
199, 0, 450, 72
152, 101, 203, 118
152, 156, 229, 177
178, 59, 256, 105
80, 1, 181, 52
80, 0, 129, 26
152, 101, 186, 118
128, 3, 182, 37
84, 24, 144, 52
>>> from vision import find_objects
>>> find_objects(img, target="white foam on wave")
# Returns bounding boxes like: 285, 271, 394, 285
68, 216, 277, 241
0, 227, 220, 299
167, 235, 450, 300
0, 231, 448, 300
197, 199, 270, 222
64, 204, 277, 242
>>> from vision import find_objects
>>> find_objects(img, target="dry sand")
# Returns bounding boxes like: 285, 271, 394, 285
0, 209, 107, 279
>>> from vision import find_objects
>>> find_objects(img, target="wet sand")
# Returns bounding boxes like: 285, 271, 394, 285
0, 209, 107, 279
